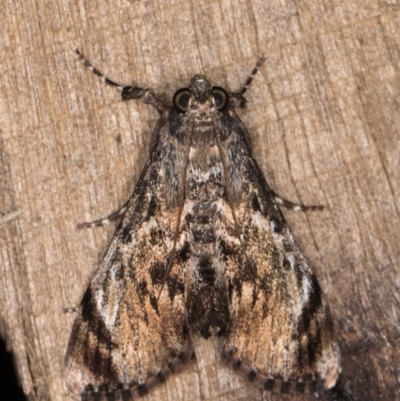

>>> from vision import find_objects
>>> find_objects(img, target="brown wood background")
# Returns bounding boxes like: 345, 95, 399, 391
1, 0, 399, 400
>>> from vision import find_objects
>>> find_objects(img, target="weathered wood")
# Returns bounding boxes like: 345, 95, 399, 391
1, 1, 399, 400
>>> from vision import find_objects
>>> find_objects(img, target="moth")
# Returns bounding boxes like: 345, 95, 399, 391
65, 50, 341, 400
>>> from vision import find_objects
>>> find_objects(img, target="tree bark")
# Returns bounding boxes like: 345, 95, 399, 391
1, 1, 399, 400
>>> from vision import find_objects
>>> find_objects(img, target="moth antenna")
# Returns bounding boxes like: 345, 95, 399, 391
75, 49, 166, 112
75, 49, 123, 91
239, 56, 267, 95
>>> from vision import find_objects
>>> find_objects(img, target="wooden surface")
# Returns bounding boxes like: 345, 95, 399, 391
1, 1, 399, 400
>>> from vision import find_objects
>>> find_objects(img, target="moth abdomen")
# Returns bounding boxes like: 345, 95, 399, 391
188, 285, 230, 338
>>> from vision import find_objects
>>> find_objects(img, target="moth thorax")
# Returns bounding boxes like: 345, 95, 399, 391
189, 286, 230, 339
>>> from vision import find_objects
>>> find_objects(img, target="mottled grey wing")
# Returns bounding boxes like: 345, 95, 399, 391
221, 114, 341, 393
65, 159, 193, 399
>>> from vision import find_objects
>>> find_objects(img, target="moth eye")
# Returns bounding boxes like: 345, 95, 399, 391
212, 87, 229, 110
173, 88, 191, 112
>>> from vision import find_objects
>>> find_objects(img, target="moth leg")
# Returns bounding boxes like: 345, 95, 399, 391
239, 55, 267, 95
77, 201, 129, 229
274, 193, 324, 212
63, 306, 81, 314
75, 49, 165, 113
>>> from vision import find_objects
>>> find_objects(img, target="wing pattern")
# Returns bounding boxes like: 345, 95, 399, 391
65, 68, 341, 400
65, 118, 195, 398
220, 113, 340, 391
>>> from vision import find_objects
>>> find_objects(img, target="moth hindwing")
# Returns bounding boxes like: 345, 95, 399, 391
65, 50, 341, 400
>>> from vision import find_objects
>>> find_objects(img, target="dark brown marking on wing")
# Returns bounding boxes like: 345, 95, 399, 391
121, 224, 133, 244
121, 389, 131, 400
137, 383, 148, 396
264, 379, 275, 391
167, 276, 184, 300
295, 381, 305, 393
232, 359, 242, 370
147, 196, 157, 218
105, 391, 116, 401
242, 257, 257, 281
270, 214, 285, 233
149, 227, 163, 246
252, 194, 262, 213
149, 294, 159, 314
281, 381, 291, 393
300, 274, 324, 366
177, 241, 191, 262
219, 239, 239, 260
149, 263, 166, 285
282, 256, 291, 272
76, 290, 120, 387
247, 369, 257, 382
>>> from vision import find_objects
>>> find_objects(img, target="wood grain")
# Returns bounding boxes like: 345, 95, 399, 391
1, 1, 399, 400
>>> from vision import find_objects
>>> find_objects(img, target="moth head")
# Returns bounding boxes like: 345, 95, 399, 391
173, 75, 229, 113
